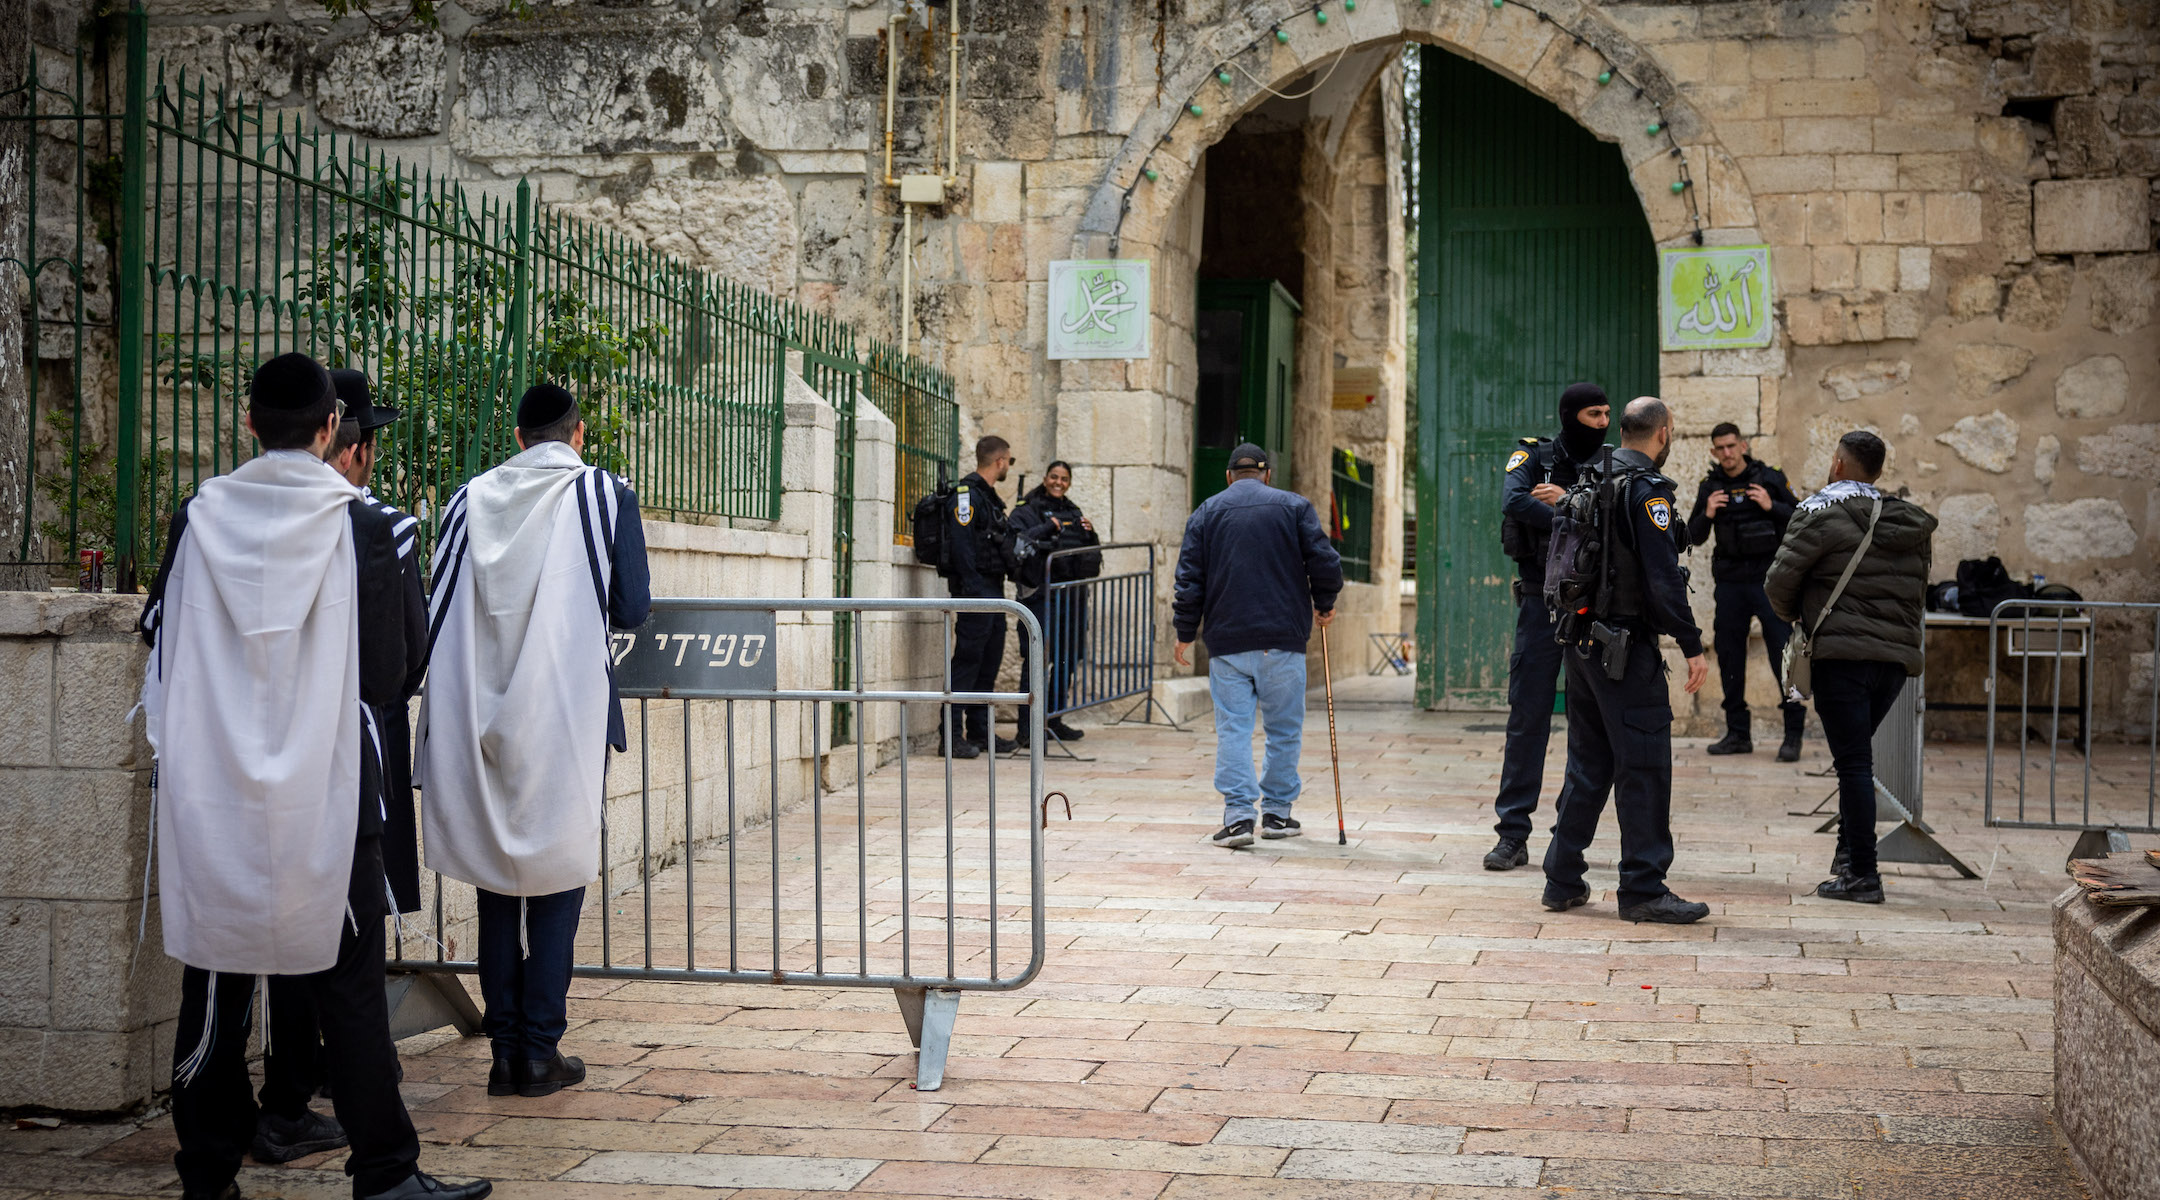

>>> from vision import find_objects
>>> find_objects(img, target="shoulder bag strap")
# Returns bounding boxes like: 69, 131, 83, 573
1809, 496, 1883, 637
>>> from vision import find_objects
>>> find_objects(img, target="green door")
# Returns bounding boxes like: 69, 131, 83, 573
1414, 48, 1656, 709
1194, 279, 1299, 506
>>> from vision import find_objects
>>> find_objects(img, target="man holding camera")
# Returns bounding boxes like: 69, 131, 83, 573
1685, 423, 1801, 760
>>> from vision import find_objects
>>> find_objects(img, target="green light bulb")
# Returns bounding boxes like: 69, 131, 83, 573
1343, 0, 1356, 10
1670, 179, 1687, 193
1188, 102, 1204, 117
1144, 168, 1159, 183
1597, 70, 1612, 85
1275, 27, 1290, 43
1491, 0, 1503, 8
1315, 8, 1328, 23
1217, 70, 1233, 85
1646, 121, 1661, 135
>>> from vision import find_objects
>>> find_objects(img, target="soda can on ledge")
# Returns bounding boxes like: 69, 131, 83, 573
78, 549, 104, 594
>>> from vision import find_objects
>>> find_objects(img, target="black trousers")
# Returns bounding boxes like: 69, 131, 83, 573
1541, 637, 1678, 908
1812, 658, 1909, 880
257, 977, 325, 1119
1494, 587, 1564, 842
945, 609, 1008, 745
1712, 579, 1805, 737
476, 886, 586, 1062
171, 837, 419, 1199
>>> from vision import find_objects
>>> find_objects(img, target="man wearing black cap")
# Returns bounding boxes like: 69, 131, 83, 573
1484, 383, 1610, 872
138, 352, 489, 1200
417, 383, 651, 1101
1172, 443, 1343, 848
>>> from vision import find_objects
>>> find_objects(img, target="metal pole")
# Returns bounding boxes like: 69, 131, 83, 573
113, 5, 149, 590
506, 179, 531, 405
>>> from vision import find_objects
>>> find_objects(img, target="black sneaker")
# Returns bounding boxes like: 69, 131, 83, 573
517, 1051, 586, 1098
1777, 732, 1802, 762
1211, 819, 1256, 848
1047, 718, 1086, 741
1261, 814, 1302, 840
1483, 838, 1528, 871
1618, 893, 1711, 924
1816, 873, 1884, 904
1540, 887, 1590, 912
1831, 844, 1852, 877
949, 739, 982, 760
1706, 732, 1753, 755
250, 1108, 347, 1163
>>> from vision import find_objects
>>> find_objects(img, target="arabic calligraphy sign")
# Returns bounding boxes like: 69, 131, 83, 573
1048, 259, 1151, 360
1659, 245, 1775, 351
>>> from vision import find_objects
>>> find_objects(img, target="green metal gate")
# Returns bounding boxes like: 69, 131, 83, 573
1413, 47, 1656, 709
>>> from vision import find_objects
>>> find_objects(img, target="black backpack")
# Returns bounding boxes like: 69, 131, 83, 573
1955, 556, 2032, 618
910, 474, 958, 571
1542, 450, 1650, 645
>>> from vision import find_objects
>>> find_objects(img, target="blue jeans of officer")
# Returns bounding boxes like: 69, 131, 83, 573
1713, 580, 1805, 738
1812, 658, 1909, 880
1541, 636, 1677, 908
1494, 586, 1564, 842
1210, 648, 1307, 826
477, 886, 587, 1062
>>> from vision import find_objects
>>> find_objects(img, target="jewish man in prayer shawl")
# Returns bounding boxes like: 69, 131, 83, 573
138, 352, 490, 1200
417, 383, 652, 1099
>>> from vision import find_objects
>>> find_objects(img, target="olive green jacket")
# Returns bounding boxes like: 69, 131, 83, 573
1765, 488, 1937, 675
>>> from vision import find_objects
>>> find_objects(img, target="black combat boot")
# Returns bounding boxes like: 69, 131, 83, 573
1706, 729, 1753, 755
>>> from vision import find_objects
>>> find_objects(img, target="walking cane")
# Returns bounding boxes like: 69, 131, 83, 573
1320, 624, 1346, 845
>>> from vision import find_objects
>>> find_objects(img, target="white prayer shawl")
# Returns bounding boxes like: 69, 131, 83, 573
418, 441, 617, 897
141, 451, 366, 975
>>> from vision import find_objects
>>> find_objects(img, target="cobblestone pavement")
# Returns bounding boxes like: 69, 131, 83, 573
2, 697, 2098, 1200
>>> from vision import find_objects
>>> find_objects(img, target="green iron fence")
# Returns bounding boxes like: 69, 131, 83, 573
863, 340, 959, 549
1332, 447, 1373, 585
5, 8, 958, 592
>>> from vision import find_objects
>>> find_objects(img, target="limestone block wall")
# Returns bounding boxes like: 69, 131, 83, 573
0, 593, 172, 1113
2053, 888, 2160, 1200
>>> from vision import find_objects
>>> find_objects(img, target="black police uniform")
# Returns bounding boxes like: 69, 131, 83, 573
1492, 437, 1589, 844
944, 470, 1010, 749
1684, 457, 1800, 746
1540, 447, 1705, 911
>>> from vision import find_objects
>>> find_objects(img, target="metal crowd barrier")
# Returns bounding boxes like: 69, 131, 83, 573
387, 597, 1047, 1090
1983, 598, 2160, 860
1029, 542, 1179, 754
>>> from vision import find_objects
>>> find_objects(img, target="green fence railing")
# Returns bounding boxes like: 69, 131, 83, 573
6, 9, 959, 591
1332, 447, 1373, 585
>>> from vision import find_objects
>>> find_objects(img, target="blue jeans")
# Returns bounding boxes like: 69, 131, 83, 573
1209, 648, 1307, 825
477, 886, 586, 1062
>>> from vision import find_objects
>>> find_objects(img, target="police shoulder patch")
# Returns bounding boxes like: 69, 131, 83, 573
1505, 449, 1531, 473
955, 487, 973, 526
1644, 496, 1673, 530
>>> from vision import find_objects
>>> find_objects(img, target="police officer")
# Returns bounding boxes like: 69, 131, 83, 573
1540, 397, 1711, 924
1484, 382, 1611, 871
1685, 422, 1802, 760
945, 435, 1017, 759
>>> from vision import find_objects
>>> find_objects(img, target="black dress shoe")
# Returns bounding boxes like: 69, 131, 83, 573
1618, 893, 1711, 923
1540, 887, 1590, 912
251, 1107, 347, 1163
1777, 732, 1802, 762
1706, 731, 1753, 755
1047, 718, 1086, 741
517, 1051, 587, 1098
360, 1171, 493, 1200
1816, 873, 1885, 904
1484, 838, 1528, 871
487, 1056, 517, 1097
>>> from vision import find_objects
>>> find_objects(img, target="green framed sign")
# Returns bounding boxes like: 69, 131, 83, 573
1659, 244, 1775, 350
1048, 259, 1150, 359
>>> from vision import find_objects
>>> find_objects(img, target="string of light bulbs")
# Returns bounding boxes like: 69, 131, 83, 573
1109, 0, 1708, 253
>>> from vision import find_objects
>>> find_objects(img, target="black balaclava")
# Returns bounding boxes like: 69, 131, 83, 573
1556, 382, 1609, 463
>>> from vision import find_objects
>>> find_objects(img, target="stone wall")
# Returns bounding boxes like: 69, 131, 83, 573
0, 376, 951, 1114
39, 0, 2160, 712
2053, 887, 2160, 1200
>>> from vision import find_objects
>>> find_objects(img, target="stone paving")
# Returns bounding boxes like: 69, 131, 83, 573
0, 693, 2102, 1200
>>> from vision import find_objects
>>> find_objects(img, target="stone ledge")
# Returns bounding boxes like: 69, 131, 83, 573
0, 592, 147, 639
2053, 884, 2160, 1200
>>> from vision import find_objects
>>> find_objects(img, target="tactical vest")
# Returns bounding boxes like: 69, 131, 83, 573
1542, 451, 1656, 643
1706, 462, 1781, 560
1501, 439, 1583, 563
